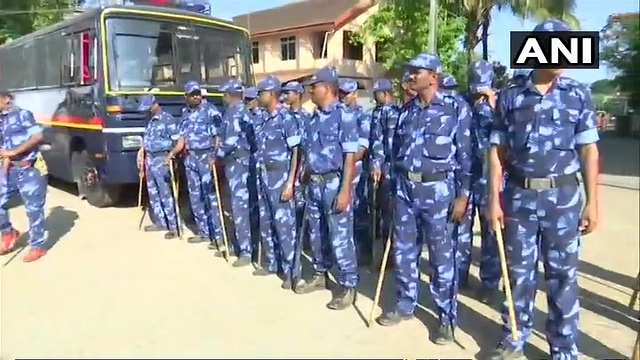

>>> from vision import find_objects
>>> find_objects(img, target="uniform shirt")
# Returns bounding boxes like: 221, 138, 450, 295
217, 101, 254, 159
143, 110, 179, 154
470, 97, 494, 205
254, 105, 301, 166
0, 106, 43, 161
304, 101, 358, 174
490, 76, 599, 178
345, 104, 371, 152
394, 91, 473, 197
289, 107, 311, 137
370, 102, 400, 171
179, 102, 221, 151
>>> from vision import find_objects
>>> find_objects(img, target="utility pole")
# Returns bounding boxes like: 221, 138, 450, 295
428, 0, 438, 53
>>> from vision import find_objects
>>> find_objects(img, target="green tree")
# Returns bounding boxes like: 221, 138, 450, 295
352, 0, 467, 90
601, 12, 640, 109
0, 0, 73, 45
590, 78, 618, 95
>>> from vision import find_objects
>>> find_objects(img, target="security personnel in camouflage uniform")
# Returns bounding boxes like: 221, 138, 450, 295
486, 19, 600, 360
377, 53, 472, 345
294, 67, 360, 311
136, 94, 180, 239
253, 75, 301, 288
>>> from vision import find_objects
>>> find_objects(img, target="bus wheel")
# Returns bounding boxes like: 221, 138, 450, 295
74, 151, 121, 208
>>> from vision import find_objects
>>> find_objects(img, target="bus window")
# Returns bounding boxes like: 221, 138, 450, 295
62, 35, 82, 85
107, 18, 176, 90
105, 17, 251, 91
80, 32, 96, 84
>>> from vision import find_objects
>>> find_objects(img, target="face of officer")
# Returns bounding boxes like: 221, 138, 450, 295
309, 82, 333, 106
374, 91, 392, 104
284, 91, 300, 105
410, 68, 438, 92
258, 90, 277, 108
0, 94, 12, 112
339, 91, 357, 106
185, 91, 202, 107
245, 98, 258, 109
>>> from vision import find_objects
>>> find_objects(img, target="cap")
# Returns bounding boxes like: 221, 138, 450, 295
440, 74, 458, 89
338, 78, 358, 93
513, 69, 531, 78
244, 87, 258, 99
533, 19, 572, 32
304, 66, 338, 85
373, 78, 393, 92
257, 75, 281, 92
406, 52, 442, 72
469, 60, 494, 93
282, 81, 304, 93
401, 71, 412, 84
220, 78, 243, 93
138, 94, 157, 111
184, 81, 201, 94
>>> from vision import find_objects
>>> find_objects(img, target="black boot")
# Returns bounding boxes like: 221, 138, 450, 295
164, 231, 178, 240
252, 267, 275, 276
187, 235, 208, 244
433, 324, 455, 345
281, 278, 293, 290
477, 287, 500, 305
143, 224, 166, 232
232, 255, 251, 267
486, 345, 526, 360
207, 242, 219, 250
293, 272, 328, 294
326, 286, 356, 310
375, 311, 414, 326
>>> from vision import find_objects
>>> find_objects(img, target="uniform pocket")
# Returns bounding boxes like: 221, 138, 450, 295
508, 108, 533, 149
549, 109, 578, 150
422, 120, 453, 160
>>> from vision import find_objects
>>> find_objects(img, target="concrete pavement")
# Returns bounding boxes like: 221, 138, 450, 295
1, 138, 638, 359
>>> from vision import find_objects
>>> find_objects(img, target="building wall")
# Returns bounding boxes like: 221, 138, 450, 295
250, 4, 382, 86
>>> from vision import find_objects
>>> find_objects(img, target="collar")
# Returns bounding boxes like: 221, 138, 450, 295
518, 73, 570, 95
318, 100, 340, 114
413, 90, 445, 108
0, 106, 18, 116
266, 105, 284, 118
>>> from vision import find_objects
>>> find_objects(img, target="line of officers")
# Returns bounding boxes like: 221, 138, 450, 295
136, 20, 599, 360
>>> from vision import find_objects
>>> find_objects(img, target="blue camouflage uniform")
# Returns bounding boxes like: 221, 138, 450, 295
457, 60, 501, 290
298, 67, 360, 296
254, 75, 302, 281
140, 95, 180, 233
339, 78, 371, 259
217, 79, 254, 261
488, 19, 599, 360
511, 69, 532, 84
282, 81, 311, 211
0, 106, 47, 248
179, 82, 224, 244
244, 86, 262, 251
370, 78, 400, 246
391, 54, 472, 333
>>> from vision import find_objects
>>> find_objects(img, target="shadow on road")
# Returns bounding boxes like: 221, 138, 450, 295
598, 133, 640, 178
2, 205, 78, 267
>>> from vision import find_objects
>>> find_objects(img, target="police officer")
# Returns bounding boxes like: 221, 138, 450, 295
0, 91, 48, 262
253, 75, 301, 288
245, 87, 261, 116
169, 81, 223, 247
338, 78, 371, 262
293, 67, 360, 311
487, 19, 599, 360
459, 60, 501, 302
215, 79, 254, 267
511, 68, 531, 84
136, 94, 180, 239
282, 81, 311, 219
377, 53, 472, 345
400, 71, 417, 107
370, 78, 400, 256
244, 86, 262, 249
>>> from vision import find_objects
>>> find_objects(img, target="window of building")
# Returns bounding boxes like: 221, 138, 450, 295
280, 36, 296, 61
374, 40, 389, 63
312, 31, 328, 59
251, 41, 259, 64
342, 31, 362, 61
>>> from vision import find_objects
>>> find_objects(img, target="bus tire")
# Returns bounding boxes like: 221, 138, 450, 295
72, 150, 120, 208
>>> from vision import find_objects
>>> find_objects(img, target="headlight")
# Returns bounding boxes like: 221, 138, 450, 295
122, 135, 143, 149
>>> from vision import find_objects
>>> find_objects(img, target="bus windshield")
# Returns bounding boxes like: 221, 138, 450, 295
105, 17, 251, 91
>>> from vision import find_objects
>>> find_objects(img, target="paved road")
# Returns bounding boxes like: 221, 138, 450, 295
1, 137, 638, 359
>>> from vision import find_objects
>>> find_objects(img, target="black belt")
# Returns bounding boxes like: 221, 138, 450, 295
507, 173, 579, 190
308, 171, 340, 183
261, 162, 288, 172
397, 168, 448, 183
186, 148, 212, 155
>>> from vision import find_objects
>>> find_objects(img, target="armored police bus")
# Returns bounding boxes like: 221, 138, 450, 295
0, 2, 252, 207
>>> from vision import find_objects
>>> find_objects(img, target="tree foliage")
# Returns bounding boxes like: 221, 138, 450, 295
0, 0, 73, 45
352, 1, 466, 90
590, 78, 618, 95
601, 12, 640, 109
